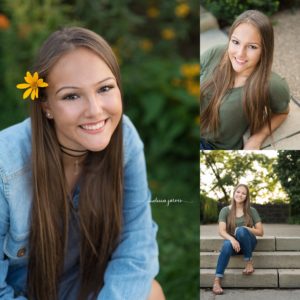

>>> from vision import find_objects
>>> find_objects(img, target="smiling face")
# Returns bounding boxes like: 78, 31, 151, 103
233, 185, 248, 205
43, 47, 122, 152
228, 22, 262, 78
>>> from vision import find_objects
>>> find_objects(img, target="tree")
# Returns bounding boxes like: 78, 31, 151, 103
275, 151, 300, 218
200, 151, 284, 204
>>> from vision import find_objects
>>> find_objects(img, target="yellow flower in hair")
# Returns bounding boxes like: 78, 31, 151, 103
16, 71, 48, 100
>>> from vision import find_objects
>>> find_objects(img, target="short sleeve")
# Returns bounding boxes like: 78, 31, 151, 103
269, 73, 290, 113
250, 207, 261, 225
218, 206, 229, 223
200, 44, 227, 84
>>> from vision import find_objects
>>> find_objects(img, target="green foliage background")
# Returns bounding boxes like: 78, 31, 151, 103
200, 0, 280, 27
0, 1, 199, 299
275, 151, 300, 222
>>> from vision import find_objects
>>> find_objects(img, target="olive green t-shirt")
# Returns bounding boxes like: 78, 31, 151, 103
218, 206, 262, 228
200, 44, 290, 150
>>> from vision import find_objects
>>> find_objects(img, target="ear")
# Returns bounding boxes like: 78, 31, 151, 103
41, 102, 53, 119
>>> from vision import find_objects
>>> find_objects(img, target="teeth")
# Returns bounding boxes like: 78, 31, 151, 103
81, 120, 105, 130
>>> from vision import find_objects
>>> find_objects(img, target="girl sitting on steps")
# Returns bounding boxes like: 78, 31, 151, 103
212, 183, 264, 295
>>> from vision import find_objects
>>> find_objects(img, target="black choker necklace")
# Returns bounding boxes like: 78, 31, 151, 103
59, 143, 88, 158
59, 144, 88, 175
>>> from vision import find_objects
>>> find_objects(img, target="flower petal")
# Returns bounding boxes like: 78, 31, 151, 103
16, 83, 31, 89
26, 71, 33, 81
24, 76, 32, 84
31, 89, 36, 100
38, 81, 48, 87
36, 88, 39, 98
23, 88, 32, 99
33, 72, 38, 82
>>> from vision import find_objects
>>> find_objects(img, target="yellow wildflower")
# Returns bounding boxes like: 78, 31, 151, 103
186, 80, 200, 97
161, 28, 176, 40
180, 64, 200, 77
175, 3, 190, 18
139, 39, 153, 52
16, 71, 48, 100
0, 14, 10, 30
147, 7, 160, 18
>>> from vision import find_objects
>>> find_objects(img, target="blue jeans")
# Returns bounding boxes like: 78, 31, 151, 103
215, 227, 257, 278
200, 138, 214, 150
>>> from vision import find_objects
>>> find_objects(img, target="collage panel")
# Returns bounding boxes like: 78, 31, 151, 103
200, 1, 300, 299
200, 150, 300, 299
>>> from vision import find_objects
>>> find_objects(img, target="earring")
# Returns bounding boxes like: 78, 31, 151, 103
46, 112, 52, 118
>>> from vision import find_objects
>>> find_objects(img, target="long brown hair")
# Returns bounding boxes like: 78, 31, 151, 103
28, 27, 123, 300
227, 184, 253, 235
201, 10, 274, 137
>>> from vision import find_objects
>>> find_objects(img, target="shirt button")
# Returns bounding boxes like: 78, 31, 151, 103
17, 247, 26, 257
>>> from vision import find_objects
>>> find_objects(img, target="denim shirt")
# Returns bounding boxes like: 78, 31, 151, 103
0, 115, 159, 299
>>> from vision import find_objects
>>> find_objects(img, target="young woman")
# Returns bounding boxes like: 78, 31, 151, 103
212, 184, 263, 295
0, 27, 165, 300
200, 10, 290, 150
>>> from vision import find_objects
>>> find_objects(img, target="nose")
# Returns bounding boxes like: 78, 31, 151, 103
85, 94, 103, 117
236, 46, 246, 58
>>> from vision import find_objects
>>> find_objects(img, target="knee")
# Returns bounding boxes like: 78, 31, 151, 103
148, 280, 165, 300
235, 227, 248, 239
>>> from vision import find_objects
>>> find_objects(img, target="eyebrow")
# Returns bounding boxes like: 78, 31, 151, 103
231, 35, 260, 46
55, 77, 115, 95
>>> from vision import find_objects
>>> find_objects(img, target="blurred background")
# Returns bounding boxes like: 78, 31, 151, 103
0, 0, 199, 299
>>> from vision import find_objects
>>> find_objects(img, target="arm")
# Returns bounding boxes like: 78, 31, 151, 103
243, 105, 290, 150
243, 222, 264, 237
0, 177, 27, 299
218, 222, 240, 253
97, 121, 159, 300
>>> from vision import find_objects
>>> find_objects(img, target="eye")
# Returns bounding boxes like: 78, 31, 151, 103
98, 85, 114, 93
62, 93, 79, 100
231, 39, 239, 45
249, 45, 258, 49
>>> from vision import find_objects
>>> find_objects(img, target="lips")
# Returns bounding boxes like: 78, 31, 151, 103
235, 57, 247, 65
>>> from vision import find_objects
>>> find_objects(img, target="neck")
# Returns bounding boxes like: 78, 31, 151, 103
59, 143, 88, 177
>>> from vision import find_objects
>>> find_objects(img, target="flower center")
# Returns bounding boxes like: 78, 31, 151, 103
31, 82, 38, 89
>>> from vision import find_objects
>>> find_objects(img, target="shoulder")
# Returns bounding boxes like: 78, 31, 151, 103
122, 115, 144, 165
201, 44, 227, 61
200, 44, 227, 84
0, 118, 32, 178
219, 206, 230, 218
269, 72, 290, 113
250, 206, 258, 214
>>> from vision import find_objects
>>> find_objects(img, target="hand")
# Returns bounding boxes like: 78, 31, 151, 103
230, 238, 240, 252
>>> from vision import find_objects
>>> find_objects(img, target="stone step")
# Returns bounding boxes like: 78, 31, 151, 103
279, 269, 300, 288
200, 236, 300, 251
200, 269, 300, 288
200, 5, 219, 33
200, 269, 278, 288
277, 237, 300, 250
200, 236, 276, 251
200, 29, 228, 55
200, 251, 300, 269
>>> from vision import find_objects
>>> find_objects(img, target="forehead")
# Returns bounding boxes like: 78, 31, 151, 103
231, 22, 261, 44
236, 186, 247, 193
47, 47, 114, 86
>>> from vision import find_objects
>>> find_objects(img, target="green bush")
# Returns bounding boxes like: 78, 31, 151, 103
200, 0, 280, 27
200, 193, 218, 224
0, 1, 199, 300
